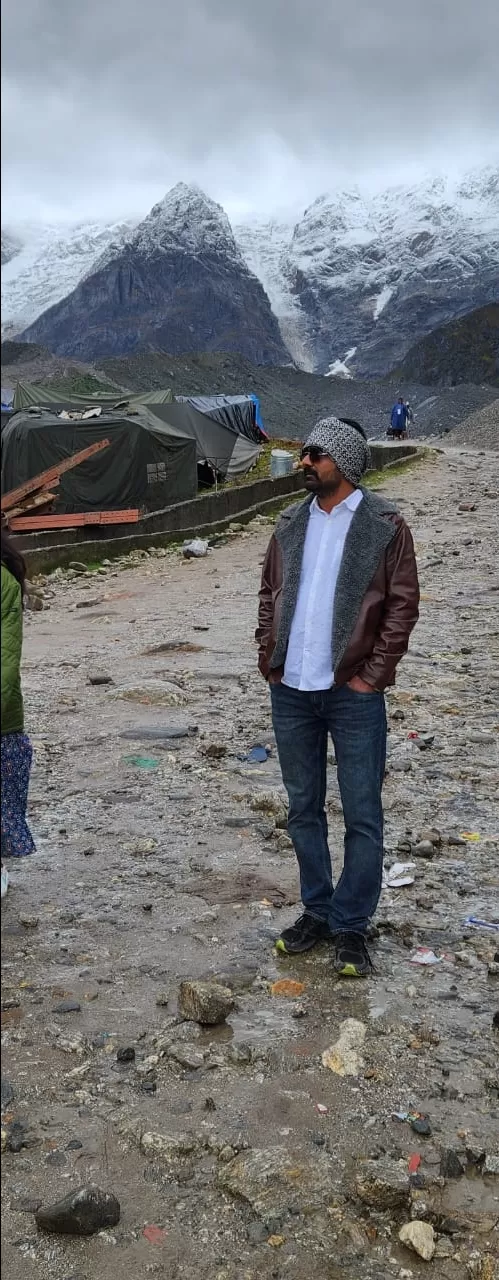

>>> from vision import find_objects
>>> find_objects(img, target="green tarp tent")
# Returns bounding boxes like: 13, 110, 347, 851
1, 408, 196, 512
12, 380, 174, 411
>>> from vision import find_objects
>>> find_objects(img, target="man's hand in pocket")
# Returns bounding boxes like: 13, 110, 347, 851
347, 675, 376, 693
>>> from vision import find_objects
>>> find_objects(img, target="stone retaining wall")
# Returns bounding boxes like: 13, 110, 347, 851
18, 442, 419, 575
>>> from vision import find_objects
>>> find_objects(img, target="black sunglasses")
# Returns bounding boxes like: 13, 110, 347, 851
300, 445, 329, 463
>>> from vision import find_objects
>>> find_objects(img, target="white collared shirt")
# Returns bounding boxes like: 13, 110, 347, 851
283, 488, 364, 691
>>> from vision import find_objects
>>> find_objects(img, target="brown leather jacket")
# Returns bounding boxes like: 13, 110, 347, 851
256, 489, 419, 691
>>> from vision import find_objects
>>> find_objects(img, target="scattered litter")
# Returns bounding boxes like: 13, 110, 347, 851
464, 916, 499, 932
122, 755, 159, 770
410, 947, 443, 966
238, 744, 271, 763
271, 979, 306, 998
315, 1102, 328, 1115
408, 1153, 421, 1174
393, 1109, 432, 1137
182, 539, 209, 558
460, 831, 481, 841
143, 1224, 167, 1245
382, 861, 416, 889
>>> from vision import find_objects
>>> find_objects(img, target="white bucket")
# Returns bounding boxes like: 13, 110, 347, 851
270, 449, 294, 478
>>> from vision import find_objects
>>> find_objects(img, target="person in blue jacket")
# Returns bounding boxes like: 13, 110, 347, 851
388, 398, 409, 439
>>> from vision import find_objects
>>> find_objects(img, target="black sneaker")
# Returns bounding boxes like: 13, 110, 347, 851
332, 931, 373, 977
275, 912, 331, 955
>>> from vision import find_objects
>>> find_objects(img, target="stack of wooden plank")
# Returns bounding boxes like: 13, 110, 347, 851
2, 437, 140, 531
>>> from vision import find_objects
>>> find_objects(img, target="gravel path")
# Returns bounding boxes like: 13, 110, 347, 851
2, 447, 498, 1280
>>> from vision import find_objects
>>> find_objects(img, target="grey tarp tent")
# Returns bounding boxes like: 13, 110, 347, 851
141, 401, 261, 479
176, 394, 264, 442
1, 408, 197, 512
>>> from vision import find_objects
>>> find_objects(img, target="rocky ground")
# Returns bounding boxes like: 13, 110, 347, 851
2, 342, 498, 440
445, 402, 499, 451
2, 447, 499, 1280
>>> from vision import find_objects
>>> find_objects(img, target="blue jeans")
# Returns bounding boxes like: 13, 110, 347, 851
270, 683, 387, 934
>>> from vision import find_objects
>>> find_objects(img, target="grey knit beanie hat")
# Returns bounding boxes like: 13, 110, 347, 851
304, 416, 370, 486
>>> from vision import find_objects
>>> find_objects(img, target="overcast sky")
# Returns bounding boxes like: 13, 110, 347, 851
2, 0, 498, 225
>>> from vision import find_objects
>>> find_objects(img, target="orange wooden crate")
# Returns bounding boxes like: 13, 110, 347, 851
9, 508, 140, 532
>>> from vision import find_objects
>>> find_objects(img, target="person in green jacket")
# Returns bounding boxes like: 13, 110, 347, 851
1, 528, 35, 886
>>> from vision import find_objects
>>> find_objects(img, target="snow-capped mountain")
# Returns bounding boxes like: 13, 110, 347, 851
1, 231, 23, 267
1, 219, 135, 336
234, 167, 499, 375
18, 184, 289, 365
3, 166, 498, 376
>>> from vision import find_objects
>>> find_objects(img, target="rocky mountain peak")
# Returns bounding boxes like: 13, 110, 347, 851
129, 181, 243, 264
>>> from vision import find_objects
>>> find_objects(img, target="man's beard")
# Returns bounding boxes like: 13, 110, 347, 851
303, 467, 342, 497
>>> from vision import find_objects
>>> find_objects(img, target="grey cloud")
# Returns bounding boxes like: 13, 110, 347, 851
2, 0, 498, 222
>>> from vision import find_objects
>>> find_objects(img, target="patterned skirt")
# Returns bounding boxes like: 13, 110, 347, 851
1, 732, 36, 857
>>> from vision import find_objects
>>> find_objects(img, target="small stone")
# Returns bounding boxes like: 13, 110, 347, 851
412, 841, 435, 859
165, 1042, 205, 1070
178, 980, 234, 1025
218, 1145, 337, 1221
355, 1157, 410, 1210
410, 1116, 432, 1137
440, 1148, 465, 1179
116, 1046, 135, 1064
204, 742, 227, 760
140, 1131, 198, 1160
322, 1018, 366, 1077
52, 1000, 81, 1014
88, 673, 114, 686
6, 1120, 29, 1152
398, 1220, 435, 1261
218, 1145, 236, 1163
35, 1185, 120, 1236
390, 756, 412, 773
227, 1043, 252, 1065
418, 828, 441, 846
19, 914, 39, 928
155, 992, 169, 1007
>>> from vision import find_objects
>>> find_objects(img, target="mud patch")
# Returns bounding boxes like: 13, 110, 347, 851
142, 641, 205, 655
183, 869, 297, 907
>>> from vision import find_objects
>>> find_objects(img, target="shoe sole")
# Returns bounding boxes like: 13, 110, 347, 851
275, 934, 331, 955
336, 962, 369, 978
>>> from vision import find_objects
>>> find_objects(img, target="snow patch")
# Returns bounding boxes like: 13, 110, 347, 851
325, 347, 357, 379
373, 286, 394, 320
1, 219, 135, 334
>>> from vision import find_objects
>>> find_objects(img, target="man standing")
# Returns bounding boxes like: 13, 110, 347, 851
256, 418, 419, 976
389, 397, 409, 439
